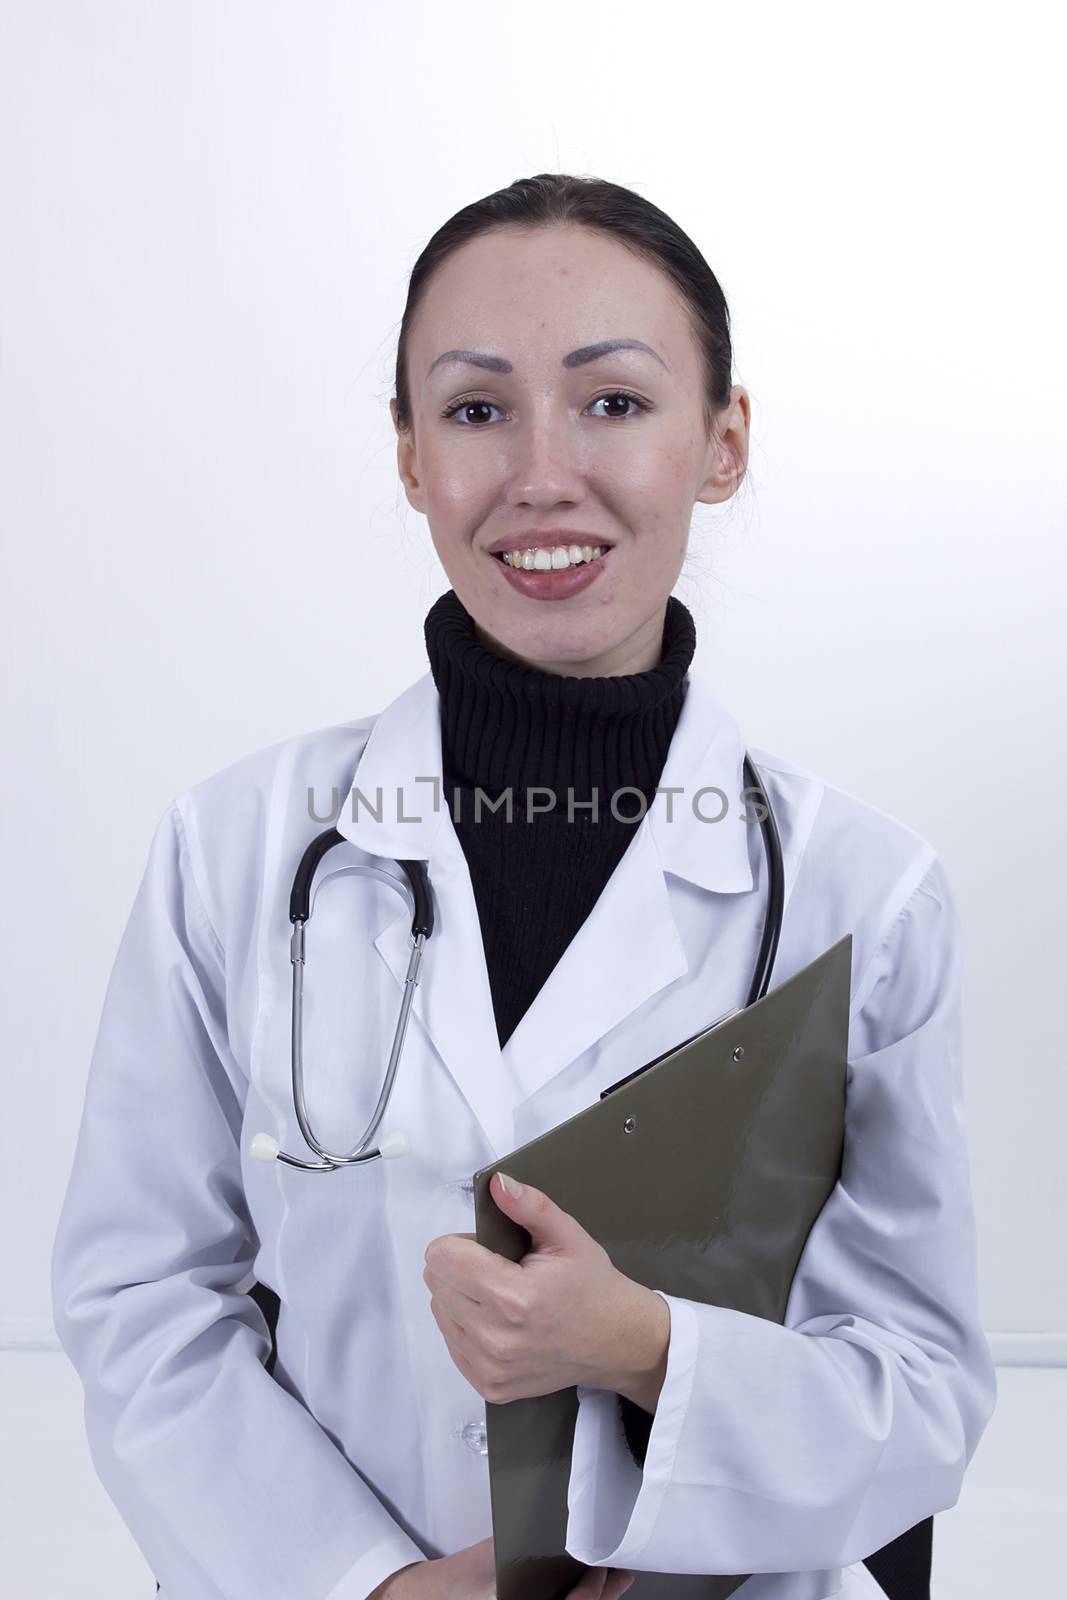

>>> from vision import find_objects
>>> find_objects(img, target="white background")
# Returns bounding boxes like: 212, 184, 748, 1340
1, 0, 1063, 1374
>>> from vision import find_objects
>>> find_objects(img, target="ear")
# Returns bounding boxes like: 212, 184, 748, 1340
392, 405, 427, 514
695, 385, 750, 506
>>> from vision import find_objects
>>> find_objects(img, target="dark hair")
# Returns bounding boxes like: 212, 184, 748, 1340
392, 173, 735, 442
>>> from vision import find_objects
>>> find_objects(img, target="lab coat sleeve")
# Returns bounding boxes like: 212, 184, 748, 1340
50, 801, 428, 1600
563, 853, 998, 1574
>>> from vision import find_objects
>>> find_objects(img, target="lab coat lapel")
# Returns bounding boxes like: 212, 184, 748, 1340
501, 662, 756, 1105
500, 820, 688, 1104
330, 660, 756, 1152
331, 671, 515, 1155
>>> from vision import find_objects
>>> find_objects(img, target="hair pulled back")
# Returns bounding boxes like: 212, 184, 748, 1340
392, 173, 734, 441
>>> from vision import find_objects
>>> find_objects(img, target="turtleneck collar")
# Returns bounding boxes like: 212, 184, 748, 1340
423, 587, 696, 800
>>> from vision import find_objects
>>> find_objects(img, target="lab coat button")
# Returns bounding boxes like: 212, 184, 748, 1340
461, 1420, 488, 1454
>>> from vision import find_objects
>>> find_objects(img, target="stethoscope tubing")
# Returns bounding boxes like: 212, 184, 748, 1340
250, 756, 784, 1173
742, 753, 784, 1009
273, 854, 430, 1171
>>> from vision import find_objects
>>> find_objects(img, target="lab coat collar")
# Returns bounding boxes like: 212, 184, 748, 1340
642, 659, 756, 896
332, 669, 451, 865
330, 656, 756, 1147
331, 659, 755, 896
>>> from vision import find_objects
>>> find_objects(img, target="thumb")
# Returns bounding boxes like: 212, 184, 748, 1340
491, 1170, 585, 1252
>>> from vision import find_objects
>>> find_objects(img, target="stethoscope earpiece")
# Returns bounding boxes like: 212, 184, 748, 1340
377, 1129, 410, 1159
248, 1127, 408, 1164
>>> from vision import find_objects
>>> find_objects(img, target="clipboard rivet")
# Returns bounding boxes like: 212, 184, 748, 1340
623, 1116, 637, 1133
732, 1045, 745, 1062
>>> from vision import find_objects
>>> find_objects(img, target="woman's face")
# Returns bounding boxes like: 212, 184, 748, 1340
392, 224, 749, 676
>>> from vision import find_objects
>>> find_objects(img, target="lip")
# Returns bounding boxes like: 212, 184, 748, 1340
490, 542, 612, 601
485, 530, 615, 556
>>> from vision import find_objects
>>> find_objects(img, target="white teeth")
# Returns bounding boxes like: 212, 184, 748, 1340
500, 544, 605, 569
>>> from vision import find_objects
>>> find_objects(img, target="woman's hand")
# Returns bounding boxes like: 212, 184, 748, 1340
423, 1172, 668, 1405
389, 1533, 634, 1600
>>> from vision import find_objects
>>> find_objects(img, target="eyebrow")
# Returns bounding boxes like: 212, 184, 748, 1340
426, 338, 670, 380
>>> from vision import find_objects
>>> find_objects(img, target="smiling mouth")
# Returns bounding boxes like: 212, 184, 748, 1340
493, 543, 610, 571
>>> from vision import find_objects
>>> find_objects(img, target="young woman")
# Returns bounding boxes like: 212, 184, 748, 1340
51, 174, 996, 1600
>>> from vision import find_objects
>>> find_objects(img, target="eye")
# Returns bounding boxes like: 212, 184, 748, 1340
440, 398, 505, 427
588, 390, 651, 421
439, 390, 652, 427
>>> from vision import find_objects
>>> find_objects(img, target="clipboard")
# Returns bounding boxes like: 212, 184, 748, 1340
472, 934, 853, 1600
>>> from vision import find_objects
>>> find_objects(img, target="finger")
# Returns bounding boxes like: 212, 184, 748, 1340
428, 1295, 467, 1341
605, 1570, 635, 1600
423, 1254, 485, 1308
426, 1275, 484, 1323
426, 1234, 524, 1299
569, 1565, 609, 1599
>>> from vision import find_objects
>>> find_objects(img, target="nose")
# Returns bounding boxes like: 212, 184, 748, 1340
503, 401, 588, 510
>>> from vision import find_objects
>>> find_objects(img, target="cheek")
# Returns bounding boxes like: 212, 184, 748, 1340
604, 439, 694, 513
651, 444, 698, 495
622, 448, 700, 548
422, 434, 507, 509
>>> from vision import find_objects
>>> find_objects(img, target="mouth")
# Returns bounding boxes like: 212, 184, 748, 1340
489, 541, 612, 572
488, 540, 613, 600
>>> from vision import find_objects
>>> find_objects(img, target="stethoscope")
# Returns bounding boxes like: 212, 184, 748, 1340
249, 754, 783, 1174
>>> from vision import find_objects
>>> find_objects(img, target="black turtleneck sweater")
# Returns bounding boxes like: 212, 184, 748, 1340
423, 587, 697, 1050
423, 587, 697, 1468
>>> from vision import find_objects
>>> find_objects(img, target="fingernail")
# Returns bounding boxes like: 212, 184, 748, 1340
497, 1171, 523, 1197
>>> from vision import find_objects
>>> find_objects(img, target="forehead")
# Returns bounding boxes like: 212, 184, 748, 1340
410, 225, 692, 372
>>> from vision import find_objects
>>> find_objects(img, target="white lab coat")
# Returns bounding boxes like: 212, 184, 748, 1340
51, 659, 997, 1600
